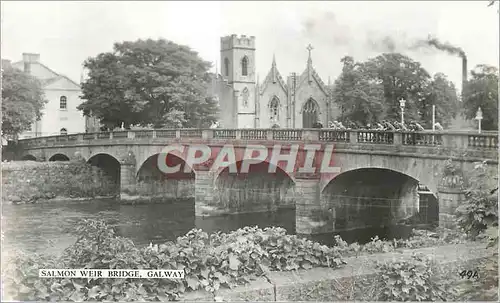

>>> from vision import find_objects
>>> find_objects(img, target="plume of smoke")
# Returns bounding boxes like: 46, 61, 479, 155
412, 36, 466, 59
300, 11, 353, 47
300, 11, 468, 63
366, 35, 398, 53
301, 11, 413, 54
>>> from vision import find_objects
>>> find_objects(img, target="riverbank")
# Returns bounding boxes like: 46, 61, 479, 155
2, 161, 117, 204
184, 242, 496, 301
2, 218, 495, 302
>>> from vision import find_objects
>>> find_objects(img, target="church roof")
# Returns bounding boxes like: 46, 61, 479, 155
259, 55, 288, 95
293, 44, 330, 96
296, 63, 329, 96
11, 60, 80, 88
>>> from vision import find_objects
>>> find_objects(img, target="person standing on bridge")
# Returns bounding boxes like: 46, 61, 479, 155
434, 122, 444, 131
414, 121, 425, 131
312, 122, 323, 128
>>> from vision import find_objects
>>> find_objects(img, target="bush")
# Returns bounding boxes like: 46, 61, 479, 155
374, 253, 449, 301
332, 228, 467, 257
456, 161, 498, 239
2, 219, 346, 301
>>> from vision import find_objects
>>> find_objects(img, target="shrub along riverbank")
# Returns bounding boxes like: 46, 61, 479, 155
2, 219, 488, 302
1, 161, 117, 203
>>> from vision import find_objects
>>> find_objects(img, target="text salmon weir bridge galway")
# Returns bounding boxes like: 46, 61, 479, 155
18, 128, 498, 235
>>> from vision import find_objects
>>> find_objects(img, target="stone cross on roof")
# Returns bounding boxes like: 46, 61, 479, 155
306, 44, 314, 82
306, 44, 314, 61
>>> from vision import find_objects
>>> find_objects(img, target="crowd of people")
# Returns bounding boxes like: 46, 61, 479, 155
314, 119, 444, 132
208, 119, 444, 131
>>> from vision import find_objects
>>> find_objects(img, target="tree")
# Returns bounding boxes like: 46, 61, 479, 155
1, 65, 47, 139
332, 56, 385, 125
462, 65, 498, 130
421, 73, 459, 128
363, 53, 432, 124
78, 39, 219, 129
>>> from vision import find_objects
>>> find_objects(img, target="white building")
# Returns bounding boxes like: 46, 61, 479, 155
10, 53, 85, 138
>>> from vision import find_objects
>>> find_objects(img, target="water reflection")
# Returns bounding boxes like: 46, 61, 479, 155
2, 198, 423, 256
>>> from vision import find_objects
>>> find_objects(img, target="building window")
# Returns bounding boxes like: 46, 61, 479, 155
269, 97, 279, 122
224, 58, 229, 76
241, 87, 249, 107
60, 128, 67, 135
241, 56, 248, 76
60, 96, 67, 109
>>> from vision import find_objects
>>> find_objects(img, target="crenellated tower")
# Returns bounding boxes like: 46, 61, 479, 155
220, 34, 256, 128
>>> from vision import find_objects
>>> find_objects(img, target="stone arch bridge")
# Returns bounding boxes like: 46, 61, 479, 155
18, 128, 498, 235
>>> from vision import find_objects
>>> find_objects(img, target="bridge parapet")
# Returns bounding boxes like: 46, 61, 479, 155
19, 128, 498, 152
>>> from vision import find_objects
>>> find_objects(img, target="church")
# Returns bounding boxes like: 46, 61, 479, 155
210, 34, 339, 129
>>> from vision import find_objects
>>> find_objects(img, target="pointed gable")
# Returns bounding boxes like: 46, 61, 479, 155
43, 75, 80, 91
259, 58, 288, 95
296, 65, 329, 96
11, 61, 59, 81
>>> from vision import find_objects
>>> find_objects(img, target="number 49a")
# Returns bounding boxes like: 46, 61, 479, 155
459, 270, 479, 279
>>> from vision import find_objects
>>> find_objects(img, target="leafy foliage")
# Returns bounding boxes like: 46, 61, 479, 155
1, 65, 47, 139
332, 53, 459, 127
2, 220, 346, 301
332, 56, 386, 125
462, 64, 498, 130
375, 253, 449, 301
363, 53, 432, 123
77, 39, 219, 130
421, 73, 459, 128
333, 228, 466, 257
456, 161, 498, 239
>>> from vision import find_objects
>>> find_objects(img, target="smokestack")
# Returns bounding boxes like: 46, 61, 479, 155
462, 56, 467, 100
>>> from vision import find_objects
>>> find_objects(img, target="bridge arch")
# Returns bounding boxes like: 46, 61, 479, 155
214, 159, 297, 216
322, 167, 439, 233
136, 152, 196, 200
87, 153, 121, 193
48, 153, 70, 161
21, 154, 37, 161
320, 153, 446, 195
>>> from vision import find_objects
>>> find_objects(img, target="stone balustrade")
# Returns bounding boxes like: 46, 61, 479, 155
19, 129, 499, 151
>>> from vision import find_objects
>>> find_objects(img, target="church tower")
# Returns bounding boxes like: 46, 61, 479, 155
220, 34, 256, 128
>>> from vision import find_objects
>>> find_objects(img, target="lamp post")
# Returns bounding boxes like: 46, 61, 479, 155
432, 105, 436, 131
399, 99, 406, 126
475, 107, 483, 134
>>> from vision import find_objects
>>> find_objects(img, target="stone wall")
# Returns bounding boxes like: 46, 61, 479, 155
182, 243, 495, 302
133, 178, 195, 199
213, 173, 295, 214
2, 161, 117, 203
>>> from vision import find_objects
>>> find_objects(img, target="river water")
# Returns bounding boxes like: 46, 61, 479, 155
2, 198, 417, 256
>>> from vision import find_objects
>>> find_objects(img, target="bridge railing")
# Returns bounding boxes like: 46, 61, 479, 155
18, 128, 499, 150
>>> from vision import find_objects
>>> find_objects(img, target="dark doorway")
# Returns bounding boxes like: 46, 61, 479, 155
302, 98, 319, 128
49, 154, 70, 161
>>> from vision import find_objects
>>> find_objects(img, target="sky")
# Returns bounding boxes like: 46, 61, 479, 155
1, 1, 499, 92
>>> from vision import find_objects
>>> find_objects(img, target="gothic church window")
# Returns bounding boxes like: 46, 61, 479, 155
224, 58, 229, 76
241, 87, 249, 107
269, 97, 279, 122
241, 56, 248, 76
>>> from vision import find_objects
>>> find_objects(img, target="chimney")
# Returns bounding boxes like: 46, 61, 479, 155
461, 56, 467, 99
22, 53, 40, 74
1, 59, 11, 70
